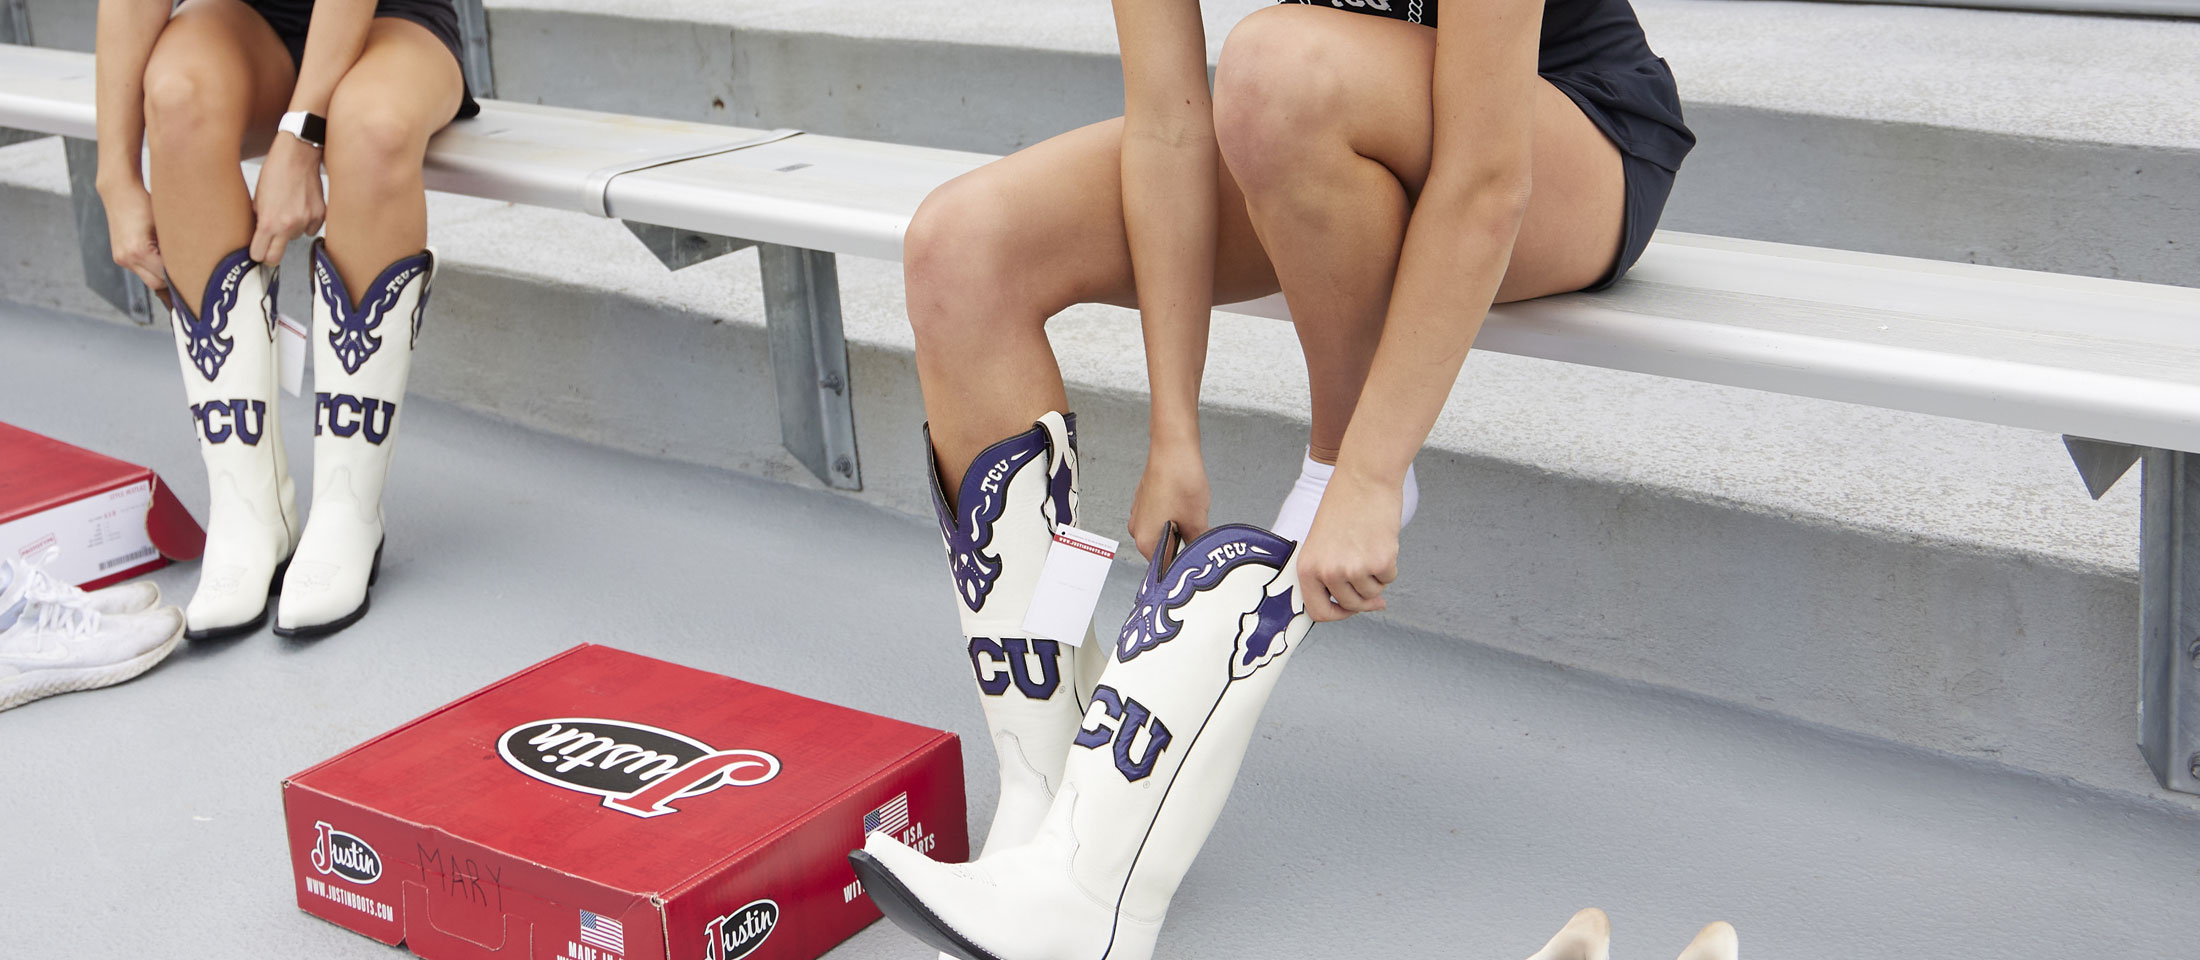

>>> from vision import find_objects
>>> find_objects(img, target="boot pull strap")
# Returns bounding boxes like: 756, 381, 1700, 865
1035, 411, 1072, 476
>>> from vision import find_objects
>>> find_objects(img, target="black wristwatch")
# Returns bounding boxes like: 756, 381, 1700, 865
278, 110, 326, 149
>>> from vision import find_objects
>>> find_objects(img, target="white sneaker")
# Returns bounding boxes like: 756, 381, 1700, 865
0, 549, 161, 616
0, 575, 185, 712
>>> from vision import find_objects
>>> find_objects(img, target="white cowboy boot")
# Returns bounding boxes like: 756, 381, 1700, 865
852, 521, 1313, 960
926, 412, 1110, 871
276, 242, 434, 636
167, 249, 298, 639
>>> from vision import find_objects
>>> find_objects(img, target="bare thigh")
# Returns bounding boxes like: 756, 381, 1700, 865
144, 0, 296, 162
909, 117, 1279, 323
141, 0, 296, 303
318, 17, 464, 289
1212, 5, 1626, 303
953, 15, 1628, 314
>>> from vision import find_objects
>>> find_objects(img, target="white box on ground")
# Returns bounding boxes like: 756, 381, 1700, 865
1021, 525, 1119, 645
0, 478, 157, 587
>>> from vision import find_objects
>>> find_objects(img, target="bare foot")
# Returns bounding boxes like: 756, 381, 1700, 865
1523, 908, 1611, 960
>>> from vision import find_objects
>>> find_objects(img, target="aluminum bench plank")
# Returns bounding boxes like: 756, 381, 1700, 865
600, 133, 991, 263
0, 46, 95, 140
424, 101, 789, 215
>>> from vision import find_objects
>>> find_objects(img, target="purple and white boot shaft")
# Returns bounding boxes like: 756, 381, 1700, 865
926, 411, 1107, 864
853, 521, 1315, 960
167, 248, 297, 638
276, 242, 435, 636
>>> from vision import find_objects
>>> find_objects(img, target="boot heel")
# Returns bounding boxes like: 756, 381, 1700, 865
368, 540, 383, 587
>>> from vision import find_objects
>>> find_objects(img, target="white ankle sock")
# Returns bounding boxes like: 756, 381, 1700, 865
1270, 449, 1418, 543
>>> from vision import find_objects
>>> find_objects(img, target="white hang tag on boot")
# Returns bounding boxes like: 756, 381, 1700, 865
1021, 525, 1118, 645
277, 311, 307, 397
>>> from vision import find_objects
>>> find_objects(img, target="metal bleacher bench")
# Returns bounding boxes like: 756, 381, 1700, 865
7, 44, 2200, 794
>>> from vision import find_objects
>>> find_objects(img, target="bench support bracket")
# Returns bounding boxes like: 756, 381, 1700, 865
618, 225, 859, 490
759, 245, 861, 491
64, 137, 158, 325
2138, 449, 2200, 794
622, 221, 754, 271
2064, 435, 2143, 501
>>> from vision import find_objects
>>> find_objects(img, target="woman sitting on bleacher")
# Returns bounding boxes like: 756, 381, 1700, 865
93, 0, 477, 639
849, 2, 1704, 960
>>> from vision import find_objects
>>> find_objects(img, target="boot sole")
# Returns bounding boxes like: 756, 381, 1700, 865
847, 849, 1004, 960
182, 557, 291, 642
270, 542, 381, 639
0, 620, 184, 712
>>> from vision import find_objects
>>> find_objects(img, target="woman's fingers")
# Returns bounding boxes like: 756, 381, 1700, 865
1131, 521, 1160, 561
1328, 573, 1386, 613
1301, 575, 1350, 622
126, 262, 167, 297
249, 221, 275, 263
256, 227, 289, 268
1346, 572, 1388, 611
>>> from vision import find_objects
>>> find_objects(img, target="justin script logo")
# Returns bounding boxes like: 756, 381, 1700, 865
310, 821, 383, 884
497, 718, 781, 818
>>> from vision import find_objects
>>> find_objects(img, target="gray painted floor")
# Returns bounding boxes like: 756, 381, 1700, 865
3, 301, 2197, 960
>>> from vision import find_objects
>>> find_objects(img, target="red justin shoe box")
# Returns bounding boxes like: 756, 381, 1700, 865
0, 421, 205, 589
281, 644, 967, 960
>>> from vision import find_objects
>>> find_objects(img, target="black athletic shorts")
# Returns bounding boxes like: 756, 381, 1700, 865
1279, 0, 1694, 290
243, 0, 481, 121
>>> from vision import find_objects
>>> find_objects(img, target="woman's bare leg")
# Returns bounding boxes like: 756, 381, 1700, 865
141, 0, 294, 302
320, 17, 463, 296
1213, 5, 1626, 463
903, 119, 1279, 490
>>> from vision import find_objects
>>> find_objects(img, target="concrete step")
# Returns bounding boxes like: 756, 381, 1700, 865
0, 134, 2180, 817
3, 297, 2197, 960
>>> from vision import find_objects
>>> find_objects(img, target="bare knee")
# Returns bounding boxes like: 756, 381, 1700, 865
903, 173, 1048, 347
1214, 9, 1351, 192
141, 51, 246, 151
323, 84, 428, 188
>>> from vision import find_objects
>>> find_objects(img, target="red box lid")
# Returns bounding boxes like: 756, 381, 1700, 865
285, 644, 968, 960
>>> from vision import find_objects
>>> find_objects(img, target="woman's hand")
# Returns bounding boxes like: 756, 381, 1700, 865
1297, 464, 1403, 622
249, 134, 326, 265
99, 180, 170, 308
1129, 437, 1210, 560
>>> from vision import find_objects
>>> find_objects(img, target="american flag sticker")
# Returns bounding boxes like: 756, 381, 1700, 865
862, 792, 910, 837
579, 909, 625, 955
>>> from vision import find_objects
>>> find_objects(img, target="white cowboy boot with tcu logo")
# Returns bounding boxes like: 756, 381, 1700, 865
167, 248, 298, 639
852, 521, 1313, 960
926, 412, 1111, 872
276, 241, 434, 636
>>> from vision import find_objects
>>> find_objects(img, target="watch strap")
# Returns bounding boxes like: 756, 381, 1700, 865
281, 111, 326, 148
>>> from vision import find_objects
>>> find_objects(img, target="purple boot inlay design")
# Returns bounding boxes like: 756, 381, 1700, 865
1232, 584, 1297, 678
314, 243, 432, 375
929, 424, 1048, 613
1114, 523, 1295, 664
170, 250, 257, 382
